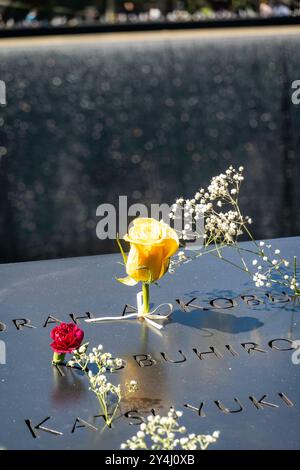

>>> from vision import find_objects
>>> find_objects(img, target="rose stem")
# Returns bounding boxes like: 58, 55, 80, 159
142, 282, 150, 314
52, 352, 65, 364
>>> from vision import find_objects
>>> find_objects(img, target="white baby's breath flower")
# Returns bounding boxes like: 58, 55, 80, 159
121, 409, 219, 450
72, 343, 124, 427
170, 165, 298, 300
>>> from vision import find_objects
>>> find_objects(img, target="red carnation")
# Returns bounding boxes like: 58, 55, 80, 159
50, 322, 84, 364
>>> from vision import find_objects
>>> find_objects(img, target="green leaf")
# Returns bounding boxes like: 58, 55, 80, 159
116, 234, 127, 265
116, 276, 138, 286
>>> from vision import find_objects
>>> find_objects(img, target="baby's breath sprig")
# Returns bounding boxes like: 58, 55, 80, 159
170, 166, 249, 245
169, 166, 299, 299
121, 409, 219, 450
68, 343, 124, 426
125, 379, 139, 394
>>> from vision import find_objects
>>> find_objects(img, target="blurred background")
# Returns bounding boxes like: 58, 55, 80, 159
0, 4, 299, 263
0, 0, 299, 29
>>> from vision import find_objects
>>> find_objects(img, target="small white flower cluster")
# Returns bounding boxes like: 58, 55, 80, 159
281, 272, 299, 294
68, 344, 123, 371
168, 250, 192, 273
207, 165, 244, 199
290, 277, 299, 291
251, 241, 294, 290
253, 271, 269, 288
68, 343, 124, 426
170, 166, 250, 245
205, 210, 245, 244
169, 166, 299, 299
125, 379, 139, 393
121, 409, 219, 450
88, 370, 121, 397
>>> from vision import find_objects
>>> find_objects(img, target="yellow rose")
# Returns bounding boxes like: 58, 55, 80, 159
124, 218, 179, 283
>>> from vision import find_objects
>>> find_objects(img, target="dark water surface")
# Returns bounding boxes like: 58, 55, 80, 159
0, 32, 299, 262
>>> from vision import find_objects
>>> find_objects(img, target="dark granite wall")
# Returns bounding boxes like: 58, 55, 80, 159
0, 33, 299, 262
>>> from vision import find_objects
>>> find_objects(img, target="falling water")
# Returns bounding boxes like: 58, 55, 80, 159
0, 32, 299, 262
